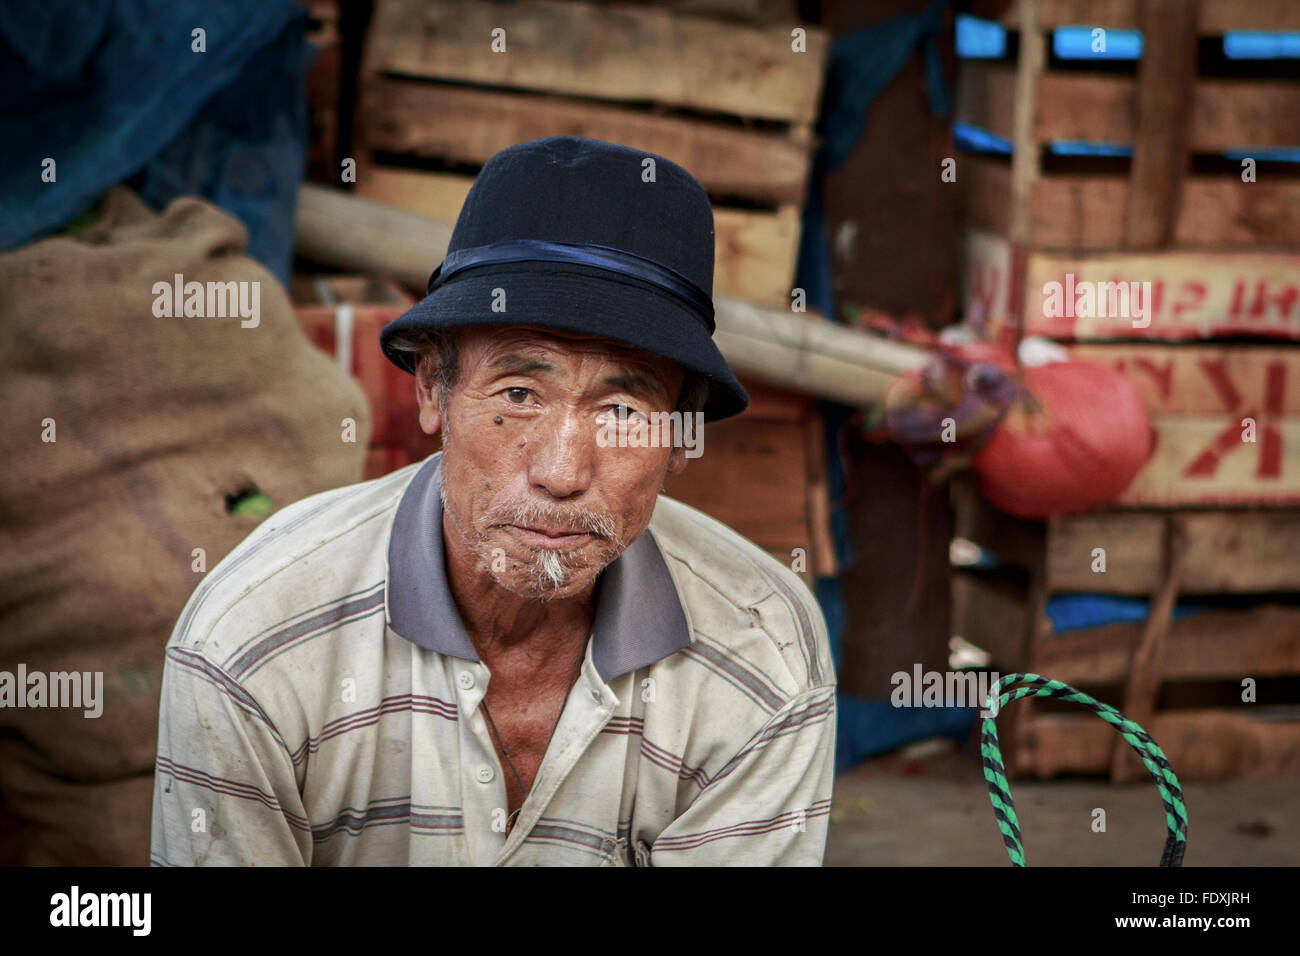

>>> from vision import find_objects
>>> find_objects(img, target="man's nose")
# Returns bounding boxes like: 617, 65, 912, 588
526, 406, 594, 499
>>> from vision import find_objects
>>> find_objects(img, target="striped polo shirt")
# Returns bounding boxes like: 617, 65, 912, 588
150, 453, 836, 866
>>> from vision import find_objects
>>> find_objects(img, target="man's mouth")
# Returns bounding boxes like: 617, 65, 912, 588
506, 525, 594, 551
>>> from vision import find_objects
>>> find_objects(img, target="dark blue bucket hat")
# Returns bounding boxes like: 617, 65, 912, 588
379, 136, 748, 422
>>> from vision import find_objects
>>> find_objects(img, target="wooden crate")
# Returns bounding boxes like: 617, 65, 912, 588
950, 476, 1300, 781
962, 230, 1300, 343
663, 378, 836, 587
959, 0, 1300, 251
292, 275, 440, 479
962, 232, 1300, 506
354, 0, 827, 309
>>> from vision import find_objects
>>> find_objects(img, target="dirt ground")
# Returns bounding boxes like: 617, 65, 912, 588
826, 738, 1300, 866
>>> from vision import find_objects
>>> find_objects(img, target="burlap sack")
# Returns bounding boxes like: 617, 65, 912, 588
0, 188, 370, 864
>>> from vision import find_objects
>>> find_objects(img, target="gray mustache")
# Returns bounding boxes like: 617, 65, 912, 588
487, 501, 618, 541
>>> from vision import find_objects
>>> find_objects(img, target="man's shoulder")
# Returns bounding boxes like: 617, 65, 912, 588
647, 494, 835, 696
168, 460, 424, 668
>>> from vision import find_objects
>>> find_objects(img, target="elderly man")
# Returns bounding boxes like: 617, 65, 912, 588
150, 136, 836, 866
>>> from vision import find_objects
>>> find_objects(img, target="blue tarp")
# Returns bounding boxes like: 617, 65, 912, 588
0, 0, 312, 283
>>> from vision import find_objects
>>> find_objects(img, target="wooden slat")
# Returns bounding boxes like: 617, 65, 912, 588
1047, 510, 1300, 592
365, 0, 828, 124
959, 154, 1014, 237
1173, 177, 1300, 247
663, 418, 811, 547
1119, 416, 1300, 507
963, 158, 1300, 250
1020, 248, 1300, 341
1127, 0, 1199, 249
964, 230, 1300, 343
1033, 175, 1300, 250
711, 205, 803, 310
959, 64, 1300, 153
354, 167, 803, 308
1009, 0, 1044, 244
1112, 517, 1185, 781
1034, 604, 1300, 684
361, 78, 814, 206
968, 0, 1300, 32
1068, 344, 1300, 415
1017, 709, 1300, 779
1044, 512, 1167, 595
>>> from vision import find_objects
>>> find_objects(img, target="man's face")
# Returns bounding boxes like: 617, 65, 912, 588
421, 326, 689, 601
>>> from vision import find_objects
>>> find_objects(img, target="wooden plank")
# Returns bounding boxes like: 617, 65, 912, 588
958, 65, 1300, 153
1017, 709, 1300, 780
1111, 517, 1184, 781
1047, 510, 1300, 592
1178, 511, 1300, 589
1069, 344, 1300, 415
1173, 178, 1300, 248
1019, 248, 1300, 340
356, 166, 804, 309
1124, 0, 1198, 249
1009, 0, 1044, 245
365, 0, 828, 124
959, 154, 1013, 238
1034, 603, 1300, 685
968, 0, 1300, 32
1045, 512, 1167, 595
663, 418, 811, 547
962, 162, 1300, 250
361, 79, 814, 206
1119, 415, 1300, 506
713, 205, 802, 310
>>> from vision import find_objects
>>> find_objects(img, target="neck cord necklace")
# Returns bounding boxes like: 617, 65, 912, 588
480, 636, 588, 836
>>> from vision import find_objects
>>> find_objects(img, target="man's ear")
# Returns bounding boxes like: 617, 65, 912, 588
414, 362, 443, 436
665, 445, 688, 477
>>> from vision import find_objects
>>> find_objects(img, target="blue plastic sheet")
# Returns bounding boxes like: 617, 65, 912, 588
0, 0, 311, 283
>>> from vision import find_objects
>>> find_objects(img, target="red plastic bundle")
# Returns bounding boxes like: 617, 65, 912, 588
972, 359, 1153, 518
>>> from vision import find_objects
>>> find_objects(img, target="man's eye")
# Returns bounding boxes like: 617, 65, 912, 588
504, 388, 531, 404
609, 404, 646, 422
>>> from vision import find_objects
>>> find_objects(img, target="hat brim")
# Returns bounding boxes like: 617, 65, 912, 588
380, 261, 749, 422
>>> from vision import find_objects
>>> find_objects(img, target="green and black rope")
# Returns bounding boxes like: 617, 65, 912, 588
980, 673, 1188, 867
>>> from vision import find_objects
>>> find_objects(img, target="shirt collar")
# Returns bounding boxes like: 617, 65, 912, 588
384, 454, 692, 683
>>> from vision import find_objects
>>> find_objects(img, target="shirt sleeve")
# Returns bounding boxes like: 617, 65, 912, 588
648, 685, 837, 866
150, 646, 310, 866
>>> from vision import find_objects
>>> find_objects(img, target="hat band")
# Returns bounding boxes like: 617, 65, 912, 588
426, 239, 716, 333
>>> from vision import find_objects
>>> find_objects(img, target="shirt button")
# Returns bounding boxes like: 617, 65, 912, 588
457, 671, 476, 690
476, 766, 494, 783
589, 687, 602, 703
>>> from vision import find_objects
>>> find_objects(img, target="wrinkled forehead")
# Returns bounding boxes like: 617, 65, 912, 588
459, 325, 682, 389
